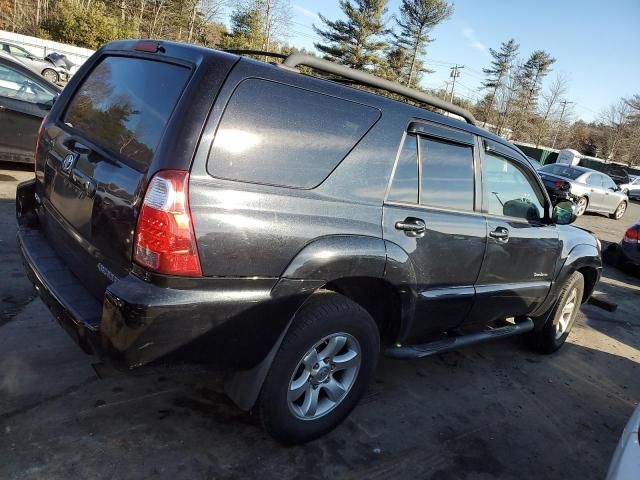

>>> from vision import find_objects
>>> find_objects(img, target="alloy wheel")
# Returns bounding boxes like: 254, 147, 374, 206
555, 288, 577, 339
575, 198, 587, 216
615, 202, 626, 219
287, 332, 361, 420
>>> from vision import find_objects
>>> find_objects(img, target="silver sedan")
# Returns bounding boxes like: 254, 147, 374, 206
539, 164, 629, 220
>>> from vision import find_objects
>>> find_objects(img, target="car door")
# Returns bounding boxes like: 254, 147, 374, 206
601, 174, 622, 212
466, 139, 560, 325
0, 60, 56, 163
383, 122, 487, 342
585, 173, 606, 211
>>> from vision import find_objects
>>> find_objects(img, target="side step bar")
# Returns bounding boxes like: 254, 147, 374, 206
385, 318, 534, 359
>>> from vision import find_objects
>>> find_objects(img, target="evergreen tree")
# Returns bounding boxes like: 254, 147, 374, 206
511, 50, 555, 134
313, 0, 389, 70
480, 38, 519, 126
389, 0, 453, 87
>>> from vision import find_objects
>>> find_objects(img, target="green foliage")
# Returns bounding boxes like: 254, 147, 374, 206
388, 0, 453, 86
42, 0, 135, 49
222, 5, 266, 50
314, 0, 389, 70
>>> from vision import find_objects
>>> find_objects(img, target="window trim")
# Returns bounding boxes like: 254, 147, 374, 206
384, 119, 480, 214
480, 141, 550, 224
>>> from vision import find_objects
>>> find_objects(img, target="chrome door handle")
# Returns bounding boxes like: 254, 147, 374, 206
395, 218, 426, 237
489, 227, 509, 242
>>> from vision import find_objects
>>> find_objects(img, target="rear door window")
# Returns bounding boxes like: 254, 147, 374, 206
63, 56, 191, 170
207, 79, 380, 188
419, 137, 474, 211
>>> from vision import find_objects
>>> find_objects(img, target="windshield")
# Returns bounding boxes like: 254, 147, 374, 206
541, 164, 584, 180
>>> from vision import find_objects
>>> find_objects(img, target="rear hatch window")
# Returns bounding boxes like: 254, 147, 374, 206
38, 55, 191, 299
63, 56, 190, 170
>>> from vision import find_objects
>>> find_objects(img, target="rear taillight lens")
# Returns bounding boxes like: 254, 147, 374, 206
554, 180, 570, 191
623, 227, 640, 244
134, 170, 202, 277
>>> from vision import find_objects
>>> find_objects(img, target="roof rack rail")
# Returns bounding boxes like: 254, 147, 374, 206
223, 49, 288, 59
281, 53, 476, 125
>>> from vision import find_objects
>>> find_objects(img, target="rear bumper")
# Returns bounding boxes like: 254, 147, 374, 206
619, 241, 640, 268
16, 180, 311, 370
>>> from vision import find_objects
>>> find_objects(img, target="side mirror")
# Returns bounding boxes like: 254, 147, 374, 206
553, 200, 577, 225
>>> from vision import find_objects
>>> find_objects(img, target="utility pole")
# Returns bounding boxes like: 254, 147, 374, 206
552, 100, 574, 148
449, 65, 464, 102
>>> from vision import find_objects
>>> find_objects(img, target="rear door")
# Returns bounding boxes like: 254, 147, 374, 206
36, 55, 192, 298
383, 122, 487, 341
585, 173, 606, 210
601, 174, 621, 212
0, 60, 56, 163
467, 140, 559, 325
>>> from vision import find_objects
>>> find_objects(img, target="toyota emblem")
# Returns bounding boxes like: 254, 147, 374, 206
62, 154, 75, 172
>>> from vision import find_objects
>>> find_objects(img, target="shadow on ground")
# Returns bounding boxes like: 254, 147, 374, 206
1, 298, 638, 480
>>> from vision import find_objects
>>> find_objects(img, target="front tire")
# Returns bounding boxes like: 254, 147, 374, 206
610, 201, 627, 220
42, 68, 59, 83
256, 291, 379, 444
528, 271, 584, 354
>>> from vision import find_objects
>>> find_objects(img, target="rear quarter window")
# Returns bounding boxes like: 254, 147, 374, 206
207, 79, 380, 188
63, 56, 191, 171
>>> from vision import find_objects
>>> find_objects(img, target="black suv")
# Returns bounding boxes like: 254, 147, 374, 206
16, 41, 602, 444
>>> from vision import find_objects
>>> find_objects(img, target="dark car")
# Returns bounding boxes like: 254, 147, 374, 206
619, 221, 640, 270
16, 40, 602, 444
0, 50, 60, 164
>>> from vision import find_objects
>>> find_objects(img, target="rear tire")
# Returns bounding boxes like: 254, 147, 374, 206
610, 201, 627, 220
42, 68, 58, 83
574, 196, 588, 216
256, 291, 379, 444
527, 271, 584, 354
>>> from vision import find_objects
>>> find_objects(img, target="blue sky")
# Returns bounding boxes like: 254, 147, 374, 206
224, 0, 640, 122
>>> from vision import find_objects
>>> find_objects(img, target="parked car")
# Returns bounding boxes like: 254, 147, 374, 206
0, 41, 70, 84
0, 50, 60, 164
557, 149, 631, 186
16, 40, 602, 444
539, 163, 629, 219
620, 175, 640, 200
617, 220, 640, 271
606, 402, 640, 480
527, 156, 542, 170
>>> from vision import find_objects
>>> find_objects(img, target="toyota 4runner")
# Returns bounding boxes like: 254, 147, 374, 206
16, 40, 602, 444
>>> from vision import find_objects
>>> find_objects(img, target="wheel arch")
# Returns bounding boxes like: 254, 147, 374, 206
224, 235, 418, 411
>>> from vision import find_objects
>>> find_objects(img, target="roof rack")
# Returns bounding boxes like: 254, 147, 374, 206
223, 49, 288, 60
281, 53, 476, 125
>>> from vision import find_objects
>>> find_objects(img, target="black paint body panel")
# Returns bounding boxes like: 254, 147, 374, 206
16, 41, 602, 376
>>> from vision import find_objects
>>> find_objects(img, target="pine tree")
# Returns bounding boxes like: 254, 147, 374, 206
480, 38, 519, 126
389, 0, 453, 87
511, 50, 555, 135
313, 0, 389, 70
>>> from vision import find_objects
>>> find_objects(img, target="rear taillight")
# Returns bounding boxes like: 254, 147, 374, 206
554, 180, 570, 191
623, 227, 640, 244
134, 170, 202, 277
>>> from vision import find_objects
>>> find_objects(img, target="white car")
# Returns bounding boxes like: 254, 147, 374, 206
620, 176, 640, 200
607, 403, 640, 479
